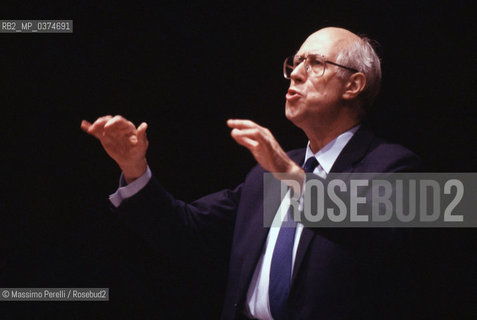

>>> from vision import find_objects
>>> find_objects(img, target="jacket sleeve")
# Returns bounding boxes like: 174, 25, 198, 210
113, 175, 242, 260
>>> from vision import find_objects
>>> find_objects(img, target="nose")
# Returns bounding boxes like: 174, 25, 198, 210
290, 60, 307, 83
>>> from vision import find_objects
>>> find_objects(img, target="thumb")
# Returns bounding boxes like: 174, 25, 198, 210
137, 122, 148, 143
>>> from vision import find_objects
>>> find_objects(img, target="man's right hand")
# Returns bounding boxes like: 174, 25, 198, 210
81, 115, 149, 183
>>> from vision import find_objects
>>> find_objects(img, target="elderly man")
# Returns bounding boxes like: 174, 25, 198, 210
82, 27, 419, 320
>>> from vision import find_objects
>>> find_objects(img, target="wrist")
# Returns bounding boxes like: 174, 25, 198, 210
121, 158, 148, 184
287, 162, 305, 186
272, 161, 305, 194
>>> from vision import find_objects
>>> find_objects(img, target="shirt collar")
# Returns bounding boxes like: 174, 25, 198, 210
304, 125, 360, 174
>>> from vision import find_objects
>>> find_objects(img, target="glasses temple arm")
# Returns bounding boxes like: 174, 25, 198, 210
325, 60, 359, 73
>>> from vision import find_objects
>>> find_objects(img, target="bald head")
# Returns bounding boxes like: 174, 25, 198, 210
300, 27, 362, 58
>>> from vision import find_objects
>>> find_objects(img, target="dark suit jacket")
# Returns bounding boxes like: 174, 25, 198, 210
116, 126, 421, 320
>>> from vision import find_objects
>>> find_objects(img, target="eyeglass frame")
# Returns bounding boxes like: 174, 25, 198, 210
283, 53, 359, 79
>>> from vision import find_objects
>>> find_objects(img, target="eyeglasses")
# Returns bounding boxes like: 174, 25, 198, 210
283, 53, 359, 79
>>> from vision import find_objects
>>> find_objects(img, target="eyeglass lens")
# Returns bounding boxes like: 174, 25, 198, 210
284, 55, 325, 79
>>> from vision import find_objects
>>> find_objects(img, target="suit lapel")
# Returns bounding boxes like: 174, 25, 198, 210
329, 125, 375, 173
291, 227, 314, 282
236, 169, 287, 302
291, 126, 376, 283
236, 149, 307, 302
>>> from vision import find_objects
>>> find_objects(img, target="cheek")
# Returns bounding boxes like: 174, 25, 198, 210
304, 92, 325, 108
307, 85, 341, 107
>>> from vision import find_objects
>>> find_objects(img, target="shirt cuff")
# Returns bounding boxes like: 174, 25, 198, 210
109, 166, 152, 208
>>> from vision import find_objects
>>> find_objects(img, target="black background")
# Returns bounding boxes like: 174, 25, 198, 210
1, 0, 475, 319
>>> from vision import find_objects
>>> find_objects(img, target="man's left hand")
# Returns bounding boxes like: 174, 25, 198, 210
227, 119, 304, 184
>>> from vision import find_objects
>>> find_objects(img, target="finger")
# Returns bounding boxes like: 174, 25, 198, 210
80, 120, 92, 132
104, 122, 136, 138
232, 135, 259, 149
126, 122, 148, 145
231, 129, 259, 149
227, 119, 259, 129
136, 122, 148, 144
103, 116, 136, 140
103, 127, 137, 144
88, 115, 113, 138
104, 115, 135, 132
230, 128, 261, 140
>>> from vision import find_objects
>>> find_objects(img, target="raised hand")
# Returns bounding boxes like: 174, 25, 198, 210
227, 119, 304, 186
81, 115, 149, 183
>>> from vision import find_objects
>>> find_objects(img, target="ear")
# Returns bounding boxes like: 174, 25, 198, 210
342, 72, 366, 101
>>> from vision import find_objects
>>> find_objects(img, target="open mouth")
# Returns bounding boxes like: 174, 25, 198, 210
286, 88, 301, 101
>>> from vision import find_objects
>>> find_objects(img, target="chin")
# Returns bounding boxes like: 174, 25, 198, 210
285, 106, 294, 122
285, 109, 303, 127
285, 102, 297, 119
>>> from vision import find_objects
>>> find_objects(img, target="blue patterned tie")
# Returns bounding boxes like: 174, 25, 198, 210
269, 157, 318, 320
